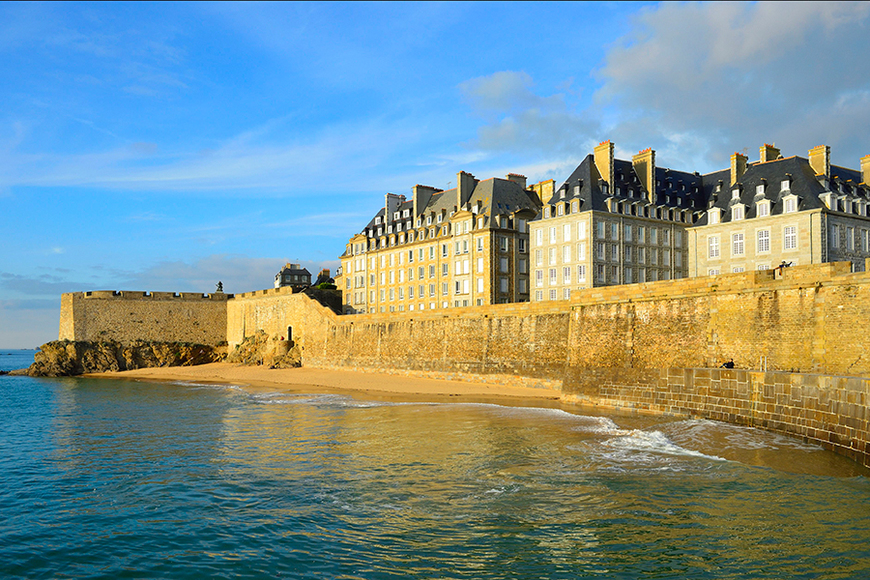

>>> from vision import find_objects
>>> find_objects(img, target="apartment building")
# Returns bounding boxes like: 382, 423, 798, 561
530, 141, 697, 301
337, 172, 541, 314
688, 144, 870, 275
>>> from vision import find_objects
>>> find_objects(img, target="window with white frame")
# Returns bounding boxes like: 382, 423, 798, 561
579, 221, 587, 240
535, 270, 543, 287
707, 236, 719, 258
563, 266, 571, 284
732, 233, 745, 256
549, 268, 557, 285
831, 224, 841, 249
784, 197, 797, 213
549, 247, 557, 265
549, 227, 557, 243
708, 268, 720, 276
732, 266, 744, 273
732, 205, 744, 221
562, 245, 571, 263
596, 242, 605, 260
757, 229, 770, 253
535, 229, 543, 246
578, 242, 586, 261
535, 249, 543, 266
624, 224, 632, 242
563, 223, 571, 242
578, 264, 586, 282
847, 227, 855, 251
596, 221, 605, 239
757, 200, 770, 217
784, 226, 797, 250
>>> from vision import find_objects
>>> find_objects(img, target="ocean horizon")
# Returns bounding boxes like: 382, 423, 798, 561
2, 349, 870, 579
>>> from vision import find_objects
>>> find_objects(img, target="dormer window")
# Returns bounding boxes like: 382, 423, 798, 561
394, 212, 400, 220
784, 196, 797, 213
375, 217, 382, 225
756, 184, 765, 196
732, 205, 745, 221
437, 214, 443, 223
732, 188, 740, 200
544, 207, 551, 218
557, 204, 564, 216
571, 200, 579, 212
560, 187, 566, 199
756, 200, 770, 217
781, 179, 790, 192
708, 208, 721, 224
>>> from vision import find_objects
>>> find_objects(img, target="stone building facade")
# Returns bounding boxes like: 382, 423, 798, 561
689, 144, 870, 276
336, 171, 541, 314
529, 141, 695, 301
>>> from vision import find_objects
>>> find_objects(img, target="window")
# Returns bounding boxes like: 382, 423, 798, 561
611, 244, 619, 262
519, 258, 527, 274
596, 242, 605, 260
663, 249, 670, 267
549, 268, 557, 285
625, 246, 632, 263
549, 247, 557, 265
535, 249, 543, 266
563, 223, 571, 242
596, 222, 605, 239
579, 221, 587, 240
596, 264, 605, 282
611, 223, 619, 239
563, 245, 571, 263
557, 204, 564, 216
757, 264, 770, 271
549, 227, 557, 243
535, 229, 543, 246
784, 226, 797, 250
518, 239, 527, 253
477, 237, 484, 251
785, 197, 797, 213
499, 256, 509, 273
477, 278, 484, 293
535, 290, 543, 301
732, 233, 745, 256
650, 228, 657, 245
535, 270, 543, 287
549, 289, 557, 301
757, 201, 770, 217
624, 267, 633, 284
847, 227, 855, 251
831, 224, 841, 249
732, 205, 744, 221
563, 266, 571, 284
708, 268, 720, 276
757, 229, 770, 253
708, 209, 720, 225
442, 264, 449, 276
477, 257, 484, 273
637, 226, 645, 243
708, 235, 720, 258
578, 242, 586, 261
499, 278, 508, 293
577, 264, 586, 282
544, 207, 551, 218
624, 224, 632, 242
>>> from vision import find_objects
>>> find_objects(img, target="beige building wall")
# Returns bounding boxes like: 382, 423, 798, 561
689, 209, 870, 276
340, 212, 530, 314
530, 207, 689, 301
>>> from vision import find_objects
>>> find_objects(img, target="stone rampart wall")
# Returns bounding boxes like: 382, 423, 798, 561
59, 291, 229, 345
303, 261, 870, 379
563, 367, 870, 467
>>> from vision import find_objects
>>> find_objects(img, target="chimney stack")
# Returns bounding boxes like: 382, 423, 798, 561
861, 154, 870, 185
730, 152, 747, 186
808, 145, 830, 178
759, 143, 781, 163
506, 173, 527, 189
457, 171, 477, 209
412, 185, 440, 219
593, 140, 615, 187
632, 147, 656, 203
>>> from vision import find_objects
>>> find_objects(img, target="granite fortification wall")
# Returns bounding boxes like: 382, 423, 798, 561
59, 290, 229, 345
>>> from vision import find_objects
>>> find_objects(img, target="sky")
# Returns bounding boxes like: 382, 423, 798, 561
2, 1, 870, 348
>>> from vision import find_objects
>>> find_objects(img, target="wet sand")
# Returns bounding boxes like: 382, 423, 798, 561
86, 362, 561, 403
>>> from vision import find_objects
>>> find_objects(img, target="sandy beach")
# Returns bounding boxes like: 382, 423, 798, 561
86, 362, 561, 403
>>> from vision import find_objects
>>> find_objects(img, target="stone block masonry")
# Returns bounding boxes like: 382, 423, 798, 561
59, 291, 229, 345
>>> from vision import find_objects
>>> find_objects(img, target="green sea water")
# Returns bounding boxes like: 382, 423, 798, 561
2, 350, 870, 579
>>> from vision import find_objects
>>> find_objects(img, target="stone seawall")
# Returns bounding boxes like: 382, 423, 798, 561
563, 367, 870, 468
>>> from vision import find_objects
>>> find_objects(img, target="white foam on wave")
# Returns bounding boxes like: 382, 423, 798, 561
598, 428, 727, 465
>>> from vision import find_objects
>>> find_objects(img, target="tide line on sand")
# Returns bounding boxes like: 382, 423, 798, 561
85, 362, 561, 403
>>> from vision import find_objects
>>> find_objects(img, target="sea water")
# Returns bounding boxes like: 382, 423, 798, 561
2, 350, 870, 579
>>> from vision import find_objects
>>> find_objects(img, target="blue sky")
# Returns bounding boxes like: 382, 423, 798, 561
2, 1, 870, 348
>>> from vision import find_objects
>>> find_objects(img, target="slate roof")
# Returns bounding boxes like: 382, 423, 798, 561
542, 155, 705, 214
697, 156, 843, 225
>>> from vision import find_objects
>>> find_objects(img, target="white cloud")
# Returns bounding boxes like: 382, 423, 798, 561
596, 1, 870, 169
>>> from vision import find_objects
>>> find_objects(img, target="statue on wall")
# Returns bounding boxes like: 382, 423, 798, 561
216, 281, 224, 293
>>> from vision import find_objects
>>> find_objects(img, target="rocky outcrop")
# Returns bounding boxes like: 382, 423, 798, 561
226, 330, 301, 368
28, 340, 226, 377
